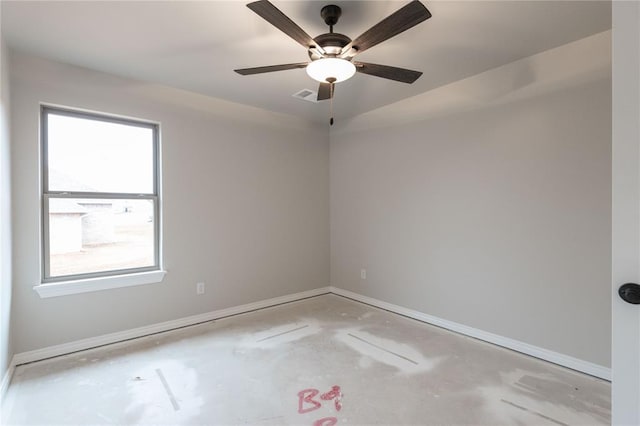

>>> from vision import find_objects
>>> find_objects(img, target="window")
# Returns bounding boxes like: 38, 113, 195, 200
40, 106, 162, 290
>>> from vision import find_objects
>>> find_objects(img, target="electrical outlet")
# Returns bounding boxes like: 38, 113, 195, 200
361, 269, 367, 280
196, 282, 205, 295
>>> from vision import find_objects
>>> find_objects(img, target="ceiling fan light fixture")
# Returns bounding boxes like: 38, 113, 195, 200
306, 58, 356, 83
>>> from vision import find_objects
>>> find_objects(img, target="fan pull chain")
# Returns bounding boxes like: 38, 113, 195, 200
330, 94, 334, 126
326, 80, 336, 126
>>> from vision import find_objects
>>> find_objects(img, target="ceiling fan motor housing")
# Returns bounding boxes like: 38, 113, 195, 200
309, 33, 352, 59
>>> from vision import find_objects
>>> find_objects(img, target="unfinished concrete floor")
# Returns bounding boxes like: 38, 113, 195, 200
2, 294, 610, 425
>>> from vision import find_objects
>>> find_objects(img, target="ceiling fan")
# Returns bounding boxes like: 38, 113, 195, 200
234, 0, 432, 114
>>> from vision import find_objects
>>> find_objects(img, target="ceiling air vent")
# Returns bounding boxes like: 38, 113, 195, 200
292, 89, 318, 103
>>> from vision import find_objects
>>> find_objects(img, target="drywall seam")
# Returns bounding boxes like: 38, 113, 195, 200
0, 355, 15, 407
329, 286, 611, 381
12, 287, 331, 366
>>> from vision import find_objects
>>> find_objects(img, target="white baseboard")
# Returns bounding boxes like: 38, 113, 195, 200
12, 287, 331, 366
0, 356, 16, 407
8, 285, 611, 384
329, 286, 611, 381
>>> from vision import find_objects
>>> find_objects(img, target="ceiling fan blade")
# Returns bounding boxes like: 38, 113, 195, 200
345, 1, 431, 55
317, 82, 333, 101
354, 62, 423, 83
234, 62, 308, 75
247, 0, 318, 50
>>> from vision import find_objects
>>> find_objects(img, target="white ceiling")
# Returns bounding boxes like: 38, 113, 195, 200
2, 1, 611, 123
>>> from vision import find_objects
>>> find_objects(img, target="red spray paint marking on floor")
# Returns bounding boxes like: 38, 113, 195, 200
320, 385, 343, 411
313, 417, 338, 426
298, 389, 322, 414
298, 385, 343, 425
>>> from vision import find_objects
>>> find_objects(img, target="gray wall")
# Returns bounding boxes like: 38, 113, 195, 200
330, 32, 612, 367
10, 52, 329, 353
7, 30, 612, 370
1, 37, 13, 379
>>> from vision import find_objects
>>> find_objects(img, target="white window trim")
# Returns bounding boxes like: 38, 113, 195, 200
33, 270, 167, 298
40, 105, 163, 290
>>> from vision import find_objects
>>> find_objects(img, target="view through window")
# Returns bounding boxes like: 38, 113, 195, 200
42, 107, 160, 281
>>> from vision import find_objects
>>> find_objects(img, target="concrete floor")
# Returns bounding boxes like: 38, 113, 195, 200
2, 294, 610, 425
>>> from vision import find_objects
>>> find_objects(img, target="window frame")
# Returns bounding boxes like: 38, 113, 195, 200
40, 105, 162, 284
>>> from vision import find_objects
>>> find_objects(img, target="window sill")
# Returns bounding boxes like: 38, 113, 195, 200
33, 270, 167, 298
